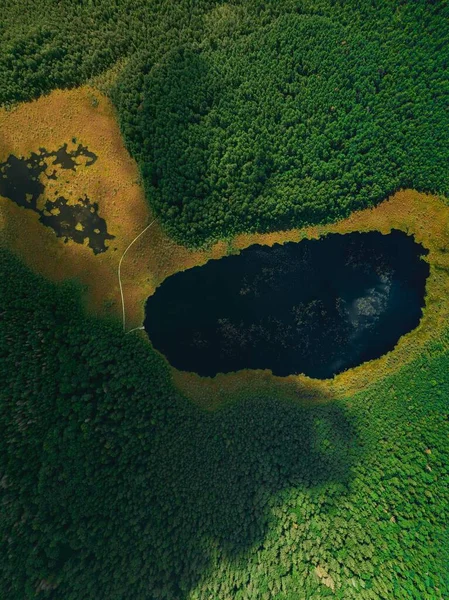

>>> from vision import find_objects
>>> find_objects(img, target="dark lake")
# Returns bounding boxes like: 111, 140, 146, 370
144, 231, 429, 379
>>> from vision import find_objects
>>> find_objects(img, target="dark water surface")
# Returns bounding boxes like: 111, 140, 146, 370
0, 143, 114, 254
145, 231, 429, 378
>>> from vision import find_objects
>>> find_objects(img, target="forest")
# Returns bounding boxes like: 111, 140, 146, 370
2, 248, 449, 599
1, 0, 449, 598
1, 1, 449, 244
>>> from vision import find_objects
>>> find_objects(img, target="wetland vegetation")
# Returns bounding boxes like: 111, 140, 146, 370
1, 1, 449, 599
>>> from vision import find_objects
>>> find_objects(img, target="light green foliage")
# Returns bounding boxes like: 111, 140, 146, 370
113, 1, 449, 244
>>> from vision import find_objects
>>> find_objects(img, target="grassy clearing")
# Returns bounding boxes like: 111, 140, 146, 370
0, 86, 229, 328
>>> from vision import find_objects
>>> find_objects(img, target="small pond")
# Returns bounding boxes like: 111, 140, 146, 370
0, 143, 114, 254
144, 231, 429, 379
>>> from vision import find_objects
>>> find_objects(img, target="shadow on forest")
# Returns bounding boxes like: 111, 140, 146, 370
41, 365, 358, 598
32, 320, 359, 599
126, 391, 358, 597
2, 50, 361, 598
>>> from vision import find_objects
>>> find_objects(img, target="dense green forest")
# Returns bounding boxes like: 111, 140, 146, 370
2, 250, 449, 598
2, 251, 449, 599
1, 0, 449, 244
2, 1, 449, 598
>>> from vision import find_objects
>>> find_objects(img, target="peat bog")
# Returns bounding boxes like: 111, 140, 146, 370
145, 230, 429, 379
0, 143, 114, 254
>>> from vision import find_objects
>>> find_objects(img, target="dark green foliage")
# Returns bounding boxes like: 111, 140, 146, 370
2, 252, 449, 598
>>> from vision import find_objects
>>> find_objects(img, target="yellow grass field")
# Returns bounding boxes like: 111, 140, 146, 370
2, 86, 449, 409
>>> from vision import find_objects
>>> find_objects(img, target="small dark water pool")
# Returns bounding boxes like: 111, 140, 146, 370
144, 231, 429, 379
0, 143, 114, 254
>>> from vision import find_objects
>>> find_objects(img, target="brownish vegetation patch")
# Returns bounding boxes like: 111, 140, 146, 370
1, 88, 448, 409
